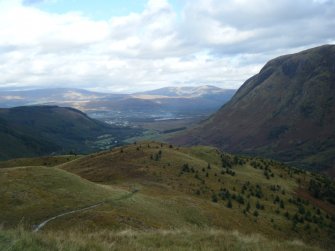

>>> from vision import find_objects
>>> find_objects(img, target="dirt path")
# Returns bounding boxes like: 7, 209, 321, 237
33, 190, 139, 233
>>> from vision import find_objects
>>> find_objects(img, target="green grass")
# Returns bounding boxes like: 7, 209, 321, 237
0, 166, 116, 227
124, 129, 168, 144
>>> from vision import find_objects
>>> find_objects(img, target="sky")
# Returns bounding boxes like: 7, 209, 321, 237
0, 0, 334, 93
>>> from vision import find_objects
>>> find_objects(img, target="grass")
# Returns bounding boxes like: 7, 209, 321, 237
0, 166, 117, 227
0, 226, 323, 251
1, 142, 334, 250
124, 129, 168, 144
0, 155, 81, 169
57, 142, 335, 249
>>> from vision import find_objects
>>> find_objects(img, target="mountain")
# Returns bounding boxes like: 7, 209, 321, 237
170, 45, 335, 175
0, 86, 236, 116
0, 88, 125, 110
0, 106, 141, 160
1, 142, 334, 250
137, 85, 234, 97
127, 85, 237, 115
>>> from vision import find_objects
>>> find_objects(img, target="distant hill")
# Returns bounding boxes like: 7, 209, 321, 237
0, 106, 141, 160
170, 45, 335, 175
137, 85, 234, 97
0, 88, 125, 110
129, 85, 237, 114
0, 86, 236, 116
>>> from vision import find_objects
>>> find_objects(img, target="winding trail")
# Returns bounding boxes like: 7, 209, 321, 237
33, 189, 139, 233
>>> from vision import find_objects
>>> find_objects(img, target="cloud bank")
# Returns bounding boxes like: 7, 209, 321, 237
0, 0, 334, 92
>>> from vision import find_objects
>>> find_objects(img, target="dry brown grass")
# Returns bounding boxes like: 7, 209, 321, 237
0, 226, 325, 251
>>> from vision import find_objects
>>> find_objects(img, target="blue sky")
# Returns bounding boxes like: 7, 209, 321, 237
25, 0, 183, 20
0, 0, 334, 92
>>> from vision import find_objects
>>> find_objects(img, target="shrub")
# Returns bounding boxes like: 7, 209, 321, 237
212, 194, 218, 203
246, 202, 251, 212
227, 199, 233, 208
182, 164, 190, 172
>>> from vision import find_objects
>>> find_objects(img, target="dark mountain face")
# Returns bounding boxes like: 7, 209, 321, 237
170, 45, 335, 174
0, 106, 141, 160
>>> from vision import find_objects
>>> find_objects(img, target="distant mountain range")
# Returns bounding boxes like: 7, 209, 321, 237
0, 106, 141, 160
0, 88, 124, 109
136, 85, 229, 97
170, 45, 335, 175
0, 85, 236, 116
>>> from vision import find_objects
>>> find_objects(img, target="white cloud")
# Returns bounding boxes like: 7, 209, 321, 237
0, 0, 334, 92
182, 0, 335, 54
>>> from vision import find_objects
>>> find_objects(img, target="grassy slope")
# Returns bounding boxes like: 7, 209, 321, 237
0, 142, 334, 250
0, 166, 116, 227
58, 142, 335, 249
0, 155, 80, 169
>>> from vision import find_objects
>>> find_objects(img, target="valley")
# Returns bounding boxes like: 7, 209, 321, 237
0, 85, 235, 133
1, 0, 333, 249
0, 45, 334, 250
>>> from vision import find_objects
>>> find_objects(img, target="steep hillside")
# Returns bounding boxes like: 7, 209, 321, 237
0, 142, 334, 250
0, 106, 141, 160
0, 118, 58, 159
170, 45, 335, 174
